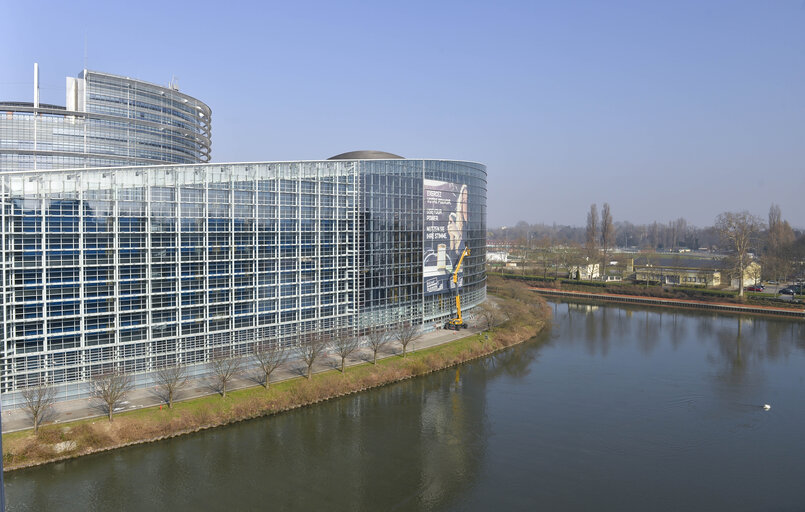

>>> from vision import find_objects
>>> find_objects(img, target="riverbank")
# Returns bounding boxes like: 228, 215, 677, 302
492, 271, 805, 311
2, 277, 550, 471
530, 287, 805, 319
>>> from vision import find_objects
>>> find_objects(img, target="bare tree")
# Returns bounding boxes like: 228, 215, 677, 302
365, 327, 391, 365
253, 339, 288, 388
671, 217, 687, 249
299, 331, 330, 379
557, 242, 583, 279
585, 203, 599, 259
209, 351, 244, 398
21, 378, 56, 433
765, 204, 796, 282
332, 328, 362, 374
155, 364, 187, 408
91, 371, 133, 421
715, 211, 764, 297
649, 221, 659, 250
393, 321, 422, 358
600, 203, 614, 274
478, 301, 500, 330
535, 236, 552, 278
768, 203, 783, 250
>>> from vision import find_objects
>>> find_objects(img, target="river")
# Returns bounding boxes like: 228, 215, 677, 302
6, 301, 805, 511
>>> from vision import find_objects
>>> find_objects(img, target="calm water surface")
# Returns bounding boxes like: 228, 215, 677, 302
6, 302, 805, 511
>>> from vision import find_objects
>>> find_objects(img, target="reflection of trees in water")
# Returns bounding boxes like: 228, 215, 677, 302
696, 314, 716, 341
710, 317, 758, 393
796, 323, 805, 352
667, 312, 687, 349
561, 302, 615, 357
638, 310, 662, 356
707, 315, 805, 394
555, 300, 805, 368
613, 307, 630, 341
252, 363, 493, 510
585, 309, 608, 356
761, 318, 802, 361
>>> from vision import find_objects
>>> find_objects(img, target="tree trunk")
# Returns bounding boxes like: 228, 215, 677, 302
341, 357, 346, 373
373, 350, 378, 365
109, 409, 113, 422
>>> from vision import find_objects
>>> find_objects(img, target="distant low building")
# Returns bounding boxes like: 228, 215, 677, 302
486, 251, 509, 263
569, 263, 600, 280
633, 255, 721, 286
632, 255, 762, 289
730, 261, 762, 288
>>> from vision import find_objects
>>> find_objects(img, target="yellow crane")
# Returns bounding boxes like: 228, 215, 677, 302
445, 247, 470, 330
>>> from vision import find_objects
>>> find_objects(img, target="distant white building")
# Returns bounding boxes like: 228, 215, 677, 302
568, 263, 600, 280
486, 251, 509, 263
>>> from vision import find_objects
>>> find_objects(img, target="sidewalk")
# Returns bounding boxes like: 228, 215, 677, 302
2, 321, 486, 433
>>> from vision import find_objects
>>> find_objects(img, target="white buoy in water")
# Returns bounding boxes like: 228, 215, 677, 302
763, 404, 771, 411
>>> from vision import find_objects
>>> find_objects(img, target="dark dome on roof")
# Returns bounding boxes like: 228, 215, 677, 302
328, 150, 404, 160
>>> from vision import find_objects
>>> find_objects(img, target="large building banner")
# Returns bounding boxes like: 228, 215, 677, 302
423, 179, 468, 296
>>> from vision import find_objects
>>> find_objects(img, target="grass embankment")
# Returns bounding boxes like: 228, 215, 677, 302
3, 278, 550, 471
491, 271, 803, 309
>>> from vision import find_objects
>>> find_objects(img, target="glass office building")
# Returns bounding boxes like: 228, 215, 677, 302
0, 68, 211, 172
0, 158, 486, 407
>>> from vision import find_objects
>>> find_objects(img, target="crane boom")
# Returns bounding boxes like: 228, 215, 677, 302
453, 247, 470, 284
445, 247, 470, 330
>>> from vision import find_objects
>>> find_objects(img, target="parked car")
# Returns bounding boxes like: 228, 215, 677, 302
746, 284, 764, 292
780, 285, 803, 295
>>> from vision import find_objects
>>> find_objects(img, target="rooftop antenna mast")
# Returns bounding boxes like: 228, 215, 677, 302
33, 63, 40, 108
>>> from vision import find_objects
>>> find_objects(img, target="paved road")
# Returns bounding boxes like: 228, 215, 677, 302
2, 321, 489, 433
759, 282, 804, 301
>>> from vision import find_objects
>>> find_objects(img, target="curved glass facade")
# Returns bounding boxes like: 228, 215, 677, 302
0, 159, 485, 407
0, 70, 211, 172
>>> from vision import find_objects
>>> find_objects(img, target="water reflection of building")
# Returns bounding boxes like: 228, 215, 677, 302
567, 303, 599, 313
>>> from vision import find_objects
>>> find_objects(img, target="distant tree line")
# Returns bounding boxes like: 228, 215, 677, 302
490, 217, 722, 252
490, 203, 805, 283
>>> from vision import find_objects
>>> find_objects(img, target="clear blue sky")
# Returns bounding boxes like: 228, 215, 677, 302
3, 0, 803, 228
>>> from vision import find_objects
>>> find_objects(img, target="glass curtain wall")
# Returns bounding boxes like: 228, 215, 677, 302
0, 71, 211, 173
1, 162, 358, 405
0, 159, 486, 408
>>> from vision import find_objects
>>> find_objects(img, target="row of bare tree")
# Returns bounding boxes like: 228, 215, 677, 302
18, 322, 423, 432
